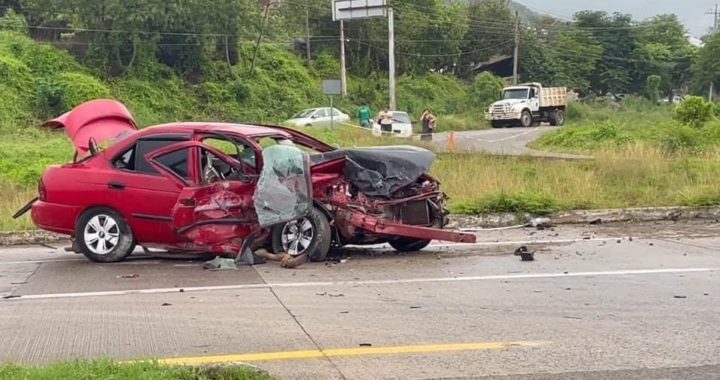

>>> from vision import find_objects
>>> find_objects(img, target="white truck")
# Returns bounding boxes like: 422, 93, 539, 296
484, 83, 567, 128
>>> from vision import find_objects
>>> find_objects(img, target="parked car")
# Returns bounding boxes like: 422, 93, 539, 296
15, 100, 474, 264
371, 111, 413, 138
284, 107, 350, 128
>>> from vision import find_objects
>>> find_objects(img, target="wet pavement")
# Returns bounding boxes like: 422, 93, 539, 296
0, 221, 718, 379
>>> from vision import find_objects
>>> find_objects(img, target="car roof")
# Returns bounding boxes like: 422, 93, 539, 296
137, 122, 292, 139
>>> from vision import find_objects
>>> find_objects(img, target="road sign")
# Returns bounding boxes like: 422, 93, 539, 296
322, 79, 342, 95
332, 0, 387, 21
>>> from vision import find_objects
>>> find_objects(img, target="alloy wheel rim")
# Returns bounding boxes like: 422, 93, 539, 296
281, 218, 314, 256
83, 214, 120, 255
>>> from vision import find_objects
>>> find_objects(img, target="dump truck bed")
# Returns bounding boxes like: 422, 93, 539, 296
540, 87, 567, 108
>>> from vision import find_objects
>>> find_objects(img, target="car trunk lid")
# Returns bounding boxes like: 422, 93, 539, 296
42, 99, 138, 155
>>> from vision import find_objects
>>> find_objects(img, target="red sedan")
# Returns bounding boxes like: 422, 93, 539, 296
16, 100, 475, 263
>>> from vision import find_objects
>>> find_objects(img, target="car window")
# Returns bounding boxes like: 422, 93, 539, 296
315, 109, 327, 118
294, 109, 315, 118
203, 137, 239, 157
394, 113, 411, 124
113, 137, 188, 175
114, 147, 136, 170
332, 109, 340, 116
153, 148, 190, 180
134, 138, 188, 175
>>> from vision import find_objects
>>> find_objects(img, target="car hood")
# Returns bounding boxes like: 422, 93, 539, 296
42, 99, 138, 154
310, 146, 435, 197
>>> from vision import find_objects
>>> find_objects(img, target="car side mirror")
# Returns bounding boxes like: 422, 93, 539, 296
88, 137, 99, 156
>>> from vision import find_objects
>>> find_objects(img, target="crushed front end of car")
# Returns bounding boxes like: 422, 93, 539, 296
309, 145, 476, 249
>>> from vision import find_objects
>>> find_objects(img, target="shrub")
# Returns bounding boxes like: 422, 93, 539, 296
36, 73, 111, 118
0, 10, 27, 34
566, 101, 590, 121
659, 124, 703, 155
674, 96, 714, 128
645, 75, 661, 103
469, 72, 503, 110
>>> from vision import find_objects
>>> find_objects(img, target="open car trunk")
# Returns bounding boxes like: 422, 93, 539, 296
42, 99, 138, 156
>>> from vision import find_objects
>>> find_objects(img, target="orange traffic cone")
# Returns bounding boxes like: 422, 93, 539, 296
447, 131, 457, 152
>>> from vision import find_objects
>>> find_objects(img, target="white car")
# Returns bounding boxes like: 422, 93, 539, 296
284, 107, 350, 128
372, 111, 413, 138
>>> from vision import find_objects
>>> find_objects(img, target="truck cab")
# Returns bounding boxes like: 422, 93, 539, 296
485, 83, 567, 128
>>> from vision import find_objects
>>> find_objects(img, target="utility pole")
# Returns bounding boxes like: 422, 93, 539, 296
340, 20, 347, 97
388, 6, 396, 110
251, 1, 272, 74
305, 1, 312, 66
513, 10, 520, 85
706, 4, 718, 101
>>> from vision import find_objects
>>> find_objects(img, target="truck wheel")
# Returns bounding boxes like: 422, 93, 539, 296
520, 110, 532, 128
271, 206, 332, 262
550, 110, 565, 126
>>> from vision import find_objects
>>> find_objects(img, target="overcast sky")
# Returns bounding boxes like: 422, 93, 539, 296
517, 0, 717, 36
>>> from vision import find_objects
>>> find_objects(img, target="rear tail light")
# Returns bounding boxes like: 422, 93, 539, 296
38, 179, 47, 201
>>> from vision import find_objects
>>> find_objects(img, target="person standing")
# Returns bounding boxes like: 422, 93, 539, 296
379, 107, 394, 134
357, 104, 372, 128
421, 109, 436, 141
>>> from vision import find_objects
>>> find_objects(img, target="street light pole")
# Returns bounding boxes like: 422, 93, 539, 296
388, 6, 396, 110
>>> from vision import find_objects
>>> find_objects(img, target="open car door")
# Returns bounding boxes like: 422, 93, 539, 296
145, 141, 259, 250
145, 140, 313, 253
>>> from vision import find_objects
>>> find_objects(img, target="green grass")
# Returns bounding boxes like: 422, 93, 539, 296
0, 360, 274, 380
533, 99, 720, 156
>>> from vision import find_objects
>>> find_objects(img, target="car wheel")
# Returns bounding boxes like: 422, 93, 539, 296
271, 206, 332, 262
75, 207, 135, 263
389, 238, 431, 252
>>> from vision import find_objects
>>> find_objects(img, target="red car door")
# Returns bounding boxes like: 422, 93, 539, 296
145, 141, 259, 252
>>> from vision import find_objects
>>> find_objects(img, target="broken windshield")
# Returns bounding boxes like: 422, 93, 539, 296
253, 144, 312, 228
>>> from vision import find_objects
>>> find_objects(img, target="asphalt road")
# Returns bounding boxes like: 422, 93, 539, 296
428, 127, 589, 159
1, 221, 719, 379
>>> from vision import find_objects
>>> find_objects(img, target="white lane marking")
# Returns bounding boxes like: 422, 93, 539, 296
3, 267, 716, 302
0, 238, 620, 266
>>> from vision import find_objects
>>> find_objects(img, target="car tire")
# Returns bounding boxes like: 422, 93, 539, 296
75, 207, 135, 263
271, 206, 332, 262
389, 238, 431, 252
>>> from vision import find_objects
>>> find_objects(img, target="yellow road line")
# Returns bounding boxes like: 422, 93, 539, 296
157, 341, 549, 365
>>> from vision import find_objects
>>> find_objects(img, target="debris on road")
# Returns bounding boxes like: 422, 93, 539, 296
117, 274, 140, 279
202, 257, 238, 271
674, 295, 687, 299
161, 303, 172, 307
359, 343, 372, 347
514, 246, 535, 261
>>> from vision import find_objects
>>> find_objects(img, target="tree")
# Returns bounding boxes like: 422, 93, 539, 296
546, 28, 603, 92
633, 14, 694, 98
691, 33, 720, 96
457, 0, 514, 79
574, 11, 635, 94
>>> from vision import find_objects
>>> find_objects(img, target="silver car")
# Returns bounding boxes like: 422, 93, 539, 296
284, 107, 350, 128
